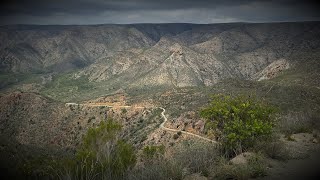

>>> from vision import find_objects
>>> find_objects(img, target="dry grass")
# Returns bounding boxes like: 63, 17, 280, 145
253, 137, 291, 161
172, 140, 218, 176
277, 111, 319, 135
212, 153, 267, 180
128, 159, 183, 180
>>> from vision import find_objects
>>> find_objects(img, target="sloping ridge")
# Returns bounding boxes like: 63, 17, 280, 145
159, 107, 217, 143
66, 102, 217, 143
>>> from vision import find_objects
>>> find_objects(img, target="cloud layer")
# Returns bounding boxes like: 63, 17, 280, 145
0, 0, 319, 24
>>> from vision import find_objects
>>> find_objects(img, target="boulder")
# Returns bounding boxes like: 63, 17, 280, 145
194, 120, 205, 132
184, 173, 207, 180
230, 152, 255, 165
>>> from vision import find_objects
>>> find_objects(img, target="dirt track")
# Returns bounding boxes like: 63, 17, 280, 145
66, 103, 216, 143
159, 107, 217, 143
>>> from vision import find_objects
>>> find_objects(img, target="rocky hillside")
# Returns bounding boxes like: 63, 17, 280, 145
0, 91, 162, 150
0, 25, 154, 73
1, 22, 320, 89
1, 22, 320, 179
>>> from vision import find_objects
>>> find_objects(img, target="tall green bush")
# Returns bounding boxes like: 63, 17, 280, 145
200, 94, 277, 156
142, 145, 165, 160
52, 119, 137, 179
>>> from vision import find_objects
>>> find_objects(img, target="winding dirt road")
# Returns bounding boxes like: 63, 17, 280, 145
159, 107, 217, 143
66, 103, 216, 143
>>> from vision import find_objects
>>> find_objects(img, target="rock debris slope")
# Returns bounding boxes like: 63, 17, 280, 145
1, 22, 320, 87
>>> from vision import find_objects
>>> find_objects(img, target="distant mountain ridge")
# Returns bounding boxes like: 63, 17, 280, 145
1, 22, 320, 87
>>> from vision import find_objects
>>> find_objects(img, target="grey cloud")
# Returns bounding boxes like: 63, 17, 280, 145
0, 0, 319, 24
1, 0, 319, 15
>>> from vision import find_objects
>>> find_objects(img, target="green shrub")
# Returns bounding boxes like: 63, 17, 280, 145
247, 153, 267, 178
213, 153, 267, 179
77, 119, 136, 177
200, 94, 277, 156
121, 108, 127, 114
129, 159, 183, 180
213, 158, 251, 180
49, 119, 136, 179
142, 145, 165, 160
173, 140, 218, 176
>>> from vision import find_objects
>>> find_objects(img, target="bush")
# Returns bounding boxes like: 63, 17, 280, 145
253, 136, 291, 161
173, 134, 179, 140
173, 140, 218, 176
200, 94, 277, 156
52, 119, 136, 179
129, 159, 183, 180
213, 153, 267, 179
142, 145, 165, 160
247, 153, 268, 178
87, 116, 95, 123
121, 108, 127, 114
130, 144, 183, 180
277, 111, 316, 135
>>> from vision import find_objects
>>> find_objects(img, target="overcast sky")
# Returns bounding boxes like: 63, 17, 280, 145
0, 0, 319, 25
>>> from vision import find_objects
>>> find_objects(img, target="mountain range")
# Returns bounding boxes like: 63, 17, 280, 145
1, 22, 319, 89
1, 22, 320, 178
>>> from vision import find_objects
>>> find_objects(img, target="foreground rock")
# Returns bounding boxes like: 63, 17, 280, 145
230, 152, 256, 165
184, 173, 208, 180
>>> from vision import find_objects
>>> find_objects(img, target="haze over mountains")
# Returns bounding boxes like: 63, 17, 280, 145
1, 22, 319, 89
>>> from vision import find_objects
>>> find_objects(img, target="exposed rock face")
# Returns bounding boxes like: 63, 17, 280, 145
165, 111, 206, 135
256, 59, 290, 81
1, 22, 320, 88
0, 25, 154, 73
194, 120, 205, 132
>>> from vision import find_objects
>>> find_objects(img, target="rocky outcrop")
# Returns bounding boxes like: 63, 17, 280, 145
0, 25, 155, 73
256, 59, 290, 81
1, 22, 320, 88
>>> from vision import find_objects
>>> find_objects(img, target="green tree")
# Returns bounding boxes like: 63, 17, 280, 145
200, 94, 277, 156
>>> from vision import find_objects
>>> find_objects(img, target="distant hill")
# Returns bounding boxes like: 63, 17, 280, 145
1, 22, 320, 178
1, 22, 320, 88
